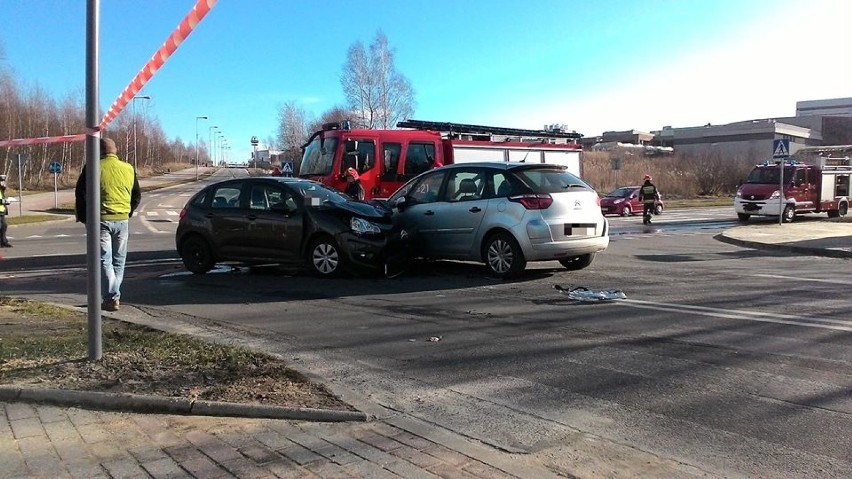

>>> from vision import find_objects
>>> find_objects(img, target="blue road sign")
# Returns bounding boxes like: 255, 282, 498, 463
49, 161, 62, 174
281, 161, 294, 176
772, 139, 790, 158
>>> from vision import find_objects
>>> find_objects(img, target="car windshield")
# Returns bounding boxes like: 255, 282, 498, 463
605, 187, 634, 198
513, 167, 592, 194
299, 136, 339, 176
295, 182, 348, 207
745, 166, 796, 184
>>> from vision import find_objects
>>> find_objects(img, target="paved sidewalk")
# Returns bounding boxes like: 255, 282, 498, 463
718, 219, 852, 258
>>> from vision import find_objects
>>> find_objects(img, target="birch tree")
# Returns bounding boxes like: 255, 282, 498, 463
341, 31, 414, 129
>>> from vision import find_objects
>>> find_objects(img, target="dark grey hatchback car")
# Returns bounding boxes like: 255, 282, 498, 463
176, 177, 408, 276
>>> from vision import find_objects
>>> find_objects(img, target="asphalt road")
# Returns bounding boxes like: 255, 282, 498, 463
3, 184, 851, 478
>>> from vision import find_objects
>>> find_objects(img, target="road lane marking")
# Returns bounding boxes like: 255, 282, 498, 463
749, 273, 850, 284
621, 299, 852, 332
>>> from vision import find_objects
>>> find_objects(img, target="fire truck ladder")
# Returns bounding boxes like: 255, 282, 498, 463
396, 119, 583, 142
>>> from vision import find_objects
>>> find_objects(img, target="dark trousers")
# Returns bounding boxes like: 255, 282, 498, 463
0, 214, 8, 245
643, 202, 654, 223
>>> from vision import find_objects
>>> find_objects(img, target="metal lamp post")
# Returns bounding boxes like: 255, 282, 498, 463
131, 95, 150, 170
195, 116, 207, 180
208, 125, 218, 168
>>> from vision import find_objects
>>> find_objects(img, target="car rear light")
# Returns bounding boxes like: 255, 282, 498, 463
179, 207, 187, 221
509, 194, 553, 210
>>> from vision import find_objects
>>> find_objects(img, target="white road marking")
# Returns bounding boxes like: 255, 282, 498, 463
620, 299, 852, 332
749, 273, 849, 284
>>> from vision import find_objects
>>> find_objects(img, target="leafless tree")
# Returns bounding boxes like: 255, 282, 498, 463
276, 101, 310, 154
341, 31, 414, 129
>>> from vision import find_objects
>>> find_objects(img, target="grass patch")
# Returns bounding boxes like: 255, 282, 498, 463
6, 214, 68, 226
0, 297, 353, 410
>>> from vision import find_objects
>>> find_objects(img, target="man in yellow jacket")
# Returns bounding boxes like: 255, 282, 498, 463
75, 137, 141, 311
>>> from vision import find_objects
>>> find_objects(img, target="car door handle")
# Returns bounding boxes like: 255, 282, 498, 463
424, 210, 435, 216
469, 207, 481, 213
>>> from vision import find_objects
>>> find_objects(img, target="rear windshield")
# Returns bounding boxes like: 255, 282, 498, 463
513, 167, 592, 194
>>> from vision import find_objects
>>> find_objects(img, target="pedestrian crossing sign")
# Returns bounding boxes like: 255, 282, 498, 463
281, 161, 293, 173
772, 139, 790, 158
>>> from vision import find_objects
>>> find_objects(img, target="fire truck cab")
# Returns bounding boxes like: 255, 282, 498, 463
298, 120, 584, 200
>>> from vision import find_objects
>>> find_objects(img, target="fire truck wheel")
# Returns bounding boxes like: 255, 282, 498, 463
737, 213, 750, 222
782, 205, 795, 223
839, 202, 849, 217
483, 232, 526, 279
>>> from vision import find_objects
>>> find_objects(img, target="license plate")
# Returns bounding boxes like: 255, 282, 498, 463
565, 223, 595, 236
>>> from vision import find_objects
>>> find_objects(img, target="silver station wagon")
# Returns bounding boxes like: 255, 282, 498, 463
388, 162, 609, 278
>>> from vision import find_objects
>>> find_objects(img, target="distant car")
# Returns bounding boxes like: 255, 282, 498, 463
600, 186, 664, 217
388, 162, 609, 278
175, 177, 408, 276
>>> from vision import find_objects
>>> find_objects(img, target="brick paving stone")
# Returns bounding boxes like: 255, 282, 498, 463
354, 430, 405, 453
219, 456, 271, 479
184, 430, 244, 464
52, 438, 94, 463
140, 456, 188, 479
43, 419, 82, 443
36, 405, 68, 424
303, 458, 357, 479
382, 458, 441, 479
88, 439, 130, 461
16, 435, 55, 461
263, 458, 317, 479
164, 444, 204, 463
462, 461, 520, 479
66, 408, 100, 427
254, 430, 297, 451
345, 461, 403, 479
180, 456, 234, 478
4, 403, 37, 421
129, 444, 172, 463
66, 460, 109, 479
238, 444, 282, 465
75, 423, 112, 445
383, 428, 436, 451
21, 449, 68, 479
132, 415, 184, 448
321, 432, 398, 468
10, 417, 44, 439
387, 444, 442, 469
278, 442, 324, 466
0, 453, 28, 479
101, 456, 149, 478
426, 462, 481, 479
420, 443, 474, 468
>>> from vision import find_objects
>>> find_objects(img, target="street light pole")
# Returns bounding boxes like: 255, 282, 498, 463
131, 95, 150, 170
195, 116, 207, 180
208, 125, 218, 168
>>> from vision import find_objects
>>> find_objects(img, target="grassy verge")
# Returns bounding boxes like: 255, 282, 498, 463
6, 214, 69, 226
0, 297, 352, 410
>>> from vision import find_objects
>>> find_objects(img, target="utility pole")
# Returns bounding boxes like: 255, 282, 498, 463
195, 116, 207, 180
131, 95, 150, 170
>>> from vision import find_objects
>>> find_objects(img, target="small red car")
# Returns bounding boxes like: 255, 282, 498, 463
600, 186, 664, 217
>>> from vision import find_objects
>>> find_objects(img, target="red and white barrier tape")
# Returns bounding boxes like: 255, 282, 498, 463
0, 0, 217, 149
99, 0, 217, 129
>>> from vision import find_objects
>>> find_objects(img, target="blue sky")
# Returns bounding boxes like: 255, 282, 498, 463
1, 0, 850, 163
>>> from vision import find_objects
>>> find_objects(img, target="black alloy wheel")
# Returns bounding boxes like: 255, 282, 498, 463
180, 236, 215, 274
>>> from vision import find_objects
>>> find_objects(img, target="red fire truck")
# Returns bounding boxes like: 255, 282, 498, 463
734, 156, 851, 222
297, 120, 584, 199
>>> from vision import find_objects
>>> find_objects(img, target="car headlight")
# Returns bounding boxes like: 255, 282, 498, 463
350, 217, 381, 235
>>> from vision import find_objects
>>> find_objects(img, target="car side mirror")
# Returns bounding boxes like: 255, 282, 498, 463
394, 196, 408, 211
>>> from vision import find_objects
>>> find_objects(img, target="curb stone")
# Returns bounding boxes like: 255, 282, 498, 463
0, 386, 367, 422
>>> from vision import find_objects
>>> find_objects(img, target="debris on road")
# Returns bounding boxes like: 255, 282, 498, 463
429, 336, 442, 342
554, 284, 626, 302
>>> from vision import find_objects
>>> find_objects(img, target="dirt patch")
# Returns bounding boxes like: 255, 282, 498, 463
0, 298, 354, 411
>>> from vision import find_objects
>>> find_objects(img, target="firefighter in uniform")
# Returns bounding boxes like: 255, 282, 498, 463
640, 174, 659, 225
0, 174, 11, 247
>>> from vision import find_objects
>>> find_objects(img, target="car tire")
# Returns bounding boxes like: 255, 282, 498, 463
308, 236, 346, 277
655, 204, 663, 215
620, 205, 631, 217
737, 213, 750, 222
559, 253, 595, 271
840, 202, 849, 217
180, 236, 215, 274
483, 232, 526, 279
782, 205, 795, 223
